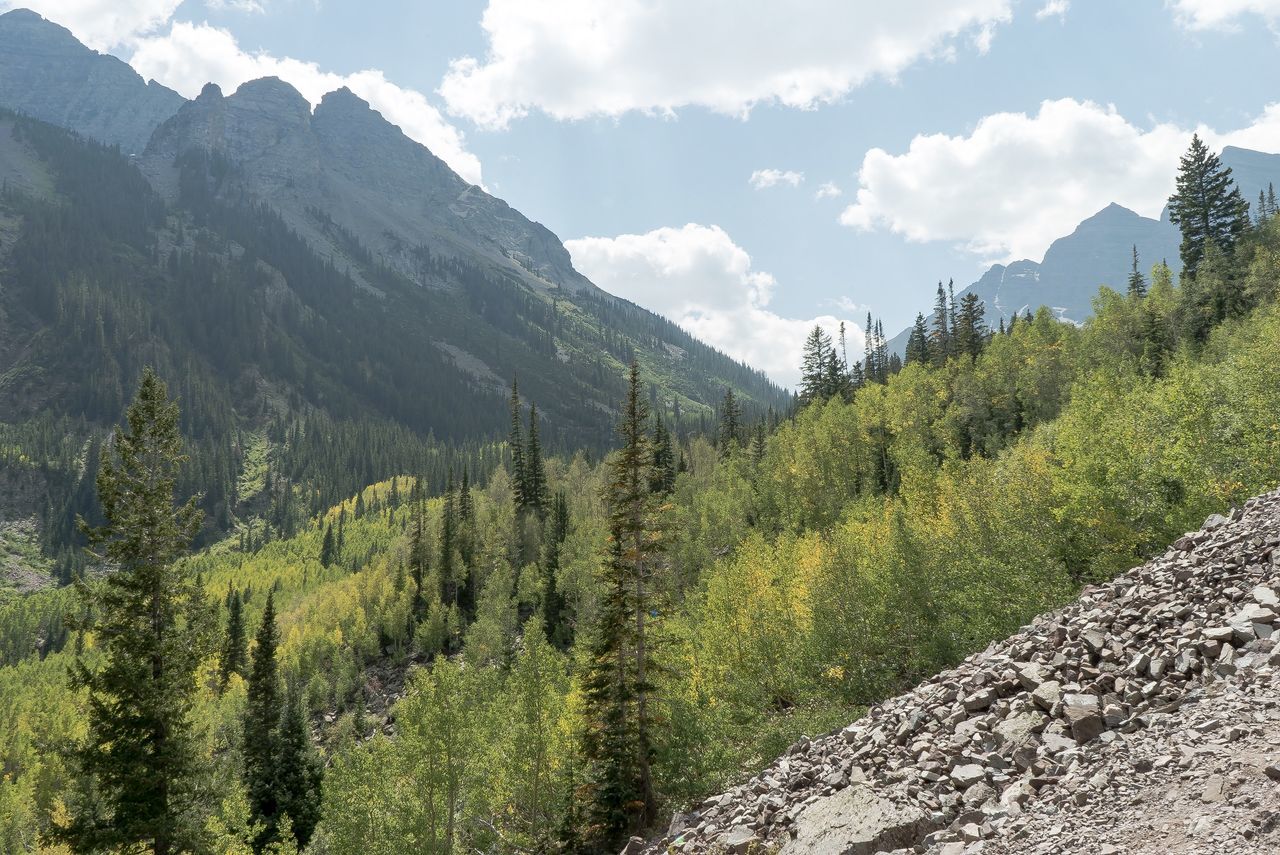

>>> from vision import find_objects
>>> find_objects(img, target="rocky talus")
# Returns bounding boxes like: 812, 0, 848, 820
634, 489, 1280, 854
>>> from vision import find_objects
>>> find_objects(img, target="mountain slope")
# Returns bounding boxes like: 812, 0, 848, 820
0, 9, 183, 153
0, 13, 787, 567
638, 493, 1280, 854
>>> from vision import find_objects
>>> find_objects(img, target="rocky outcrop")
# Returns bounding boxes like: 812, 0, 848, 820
142, 77, 594, 295
0, 9, 183, 153
637, 489, 1280, 854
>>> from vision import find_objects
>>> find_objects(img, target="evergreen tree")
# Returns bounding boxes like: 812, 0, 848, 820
954, 292, 987, 358
1127, 245, 1147, 298
439, 471, 458, 611
274, 686, 323, 849
581, 362, 662, 847
244, 591, 284, 849
219, 588, 247, 689
717, 389, 742, 454
863, 312, 878, 383
822, 346, 848, 398
930, 282, 951, 365
509, 378, 527, 509
904, 313, 930, 366
59, 368, 213, 855
543, 491, 572, 649
649, 415, 676, 495
524, 404, 549, 516
408, 479, 429, 625
319, 522, 335, 567
1167, 133, 1250, 278
947, 280, 958, 349
798, 325, 833, 404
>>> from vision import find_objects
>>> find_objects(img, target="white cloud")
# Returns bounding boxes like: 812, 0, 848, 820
0, 0, 181, 49
206, 0, 265, 13
749, 168, 804, 190
439, 0, 1014, 128
1035, 0, 1070, 21
814, 181, 843, 199
839, 98, 1280, 263
129, 22, 483, 185
566, 224, 860, 388
1168, 0, 1280, 29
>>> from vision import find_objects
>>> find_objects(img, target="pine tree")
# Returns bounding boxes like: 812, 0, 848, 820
930, 282, 951, 365
581, 361, 662, 847
244, 591, 284, 849
1127, 244, 1147, 298
509, 379, 527, 509
717, 389, 742, 453
543, 491, 572, 649
798, 325, 833, 404
219, 588, 247, 689
274, 686, 323, 849
904, 313, 930, 366
524, 403, 549, 516
1167, 133, 1250, 278
954, 292, 987, 358
59, 368, 214, 855
408, 479, 429, 625
319, 522, 335, 567
649, 415, 676, 495
439, 471, 458, 611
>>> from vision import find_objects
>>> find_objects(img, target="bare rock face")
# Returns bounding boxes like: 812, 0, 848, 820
0, 9, 183, 153
141, 77, 593, 296
639, 489, 1280, 854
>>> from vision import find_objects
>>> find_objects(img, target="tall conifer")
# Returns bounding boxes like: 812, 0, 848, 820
1167, 133, 1250, 278
59, 369, 213, 855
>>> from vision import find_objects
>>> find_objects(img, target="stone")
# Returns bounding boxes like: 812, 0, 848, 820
1062, 694, 1105, 743
994, 711, 1042, 749
1032, 681, 1062, 712
1201, 774, 1227, 803
721, 826, 760, 854
963, 688, 997, 712
779, 785, 943, 855
950, 764, 987, 789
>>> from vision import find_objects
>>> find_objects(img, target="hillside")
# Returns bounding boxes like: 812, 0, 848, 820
635, 494, 1280, 854
0, 10, 786, 574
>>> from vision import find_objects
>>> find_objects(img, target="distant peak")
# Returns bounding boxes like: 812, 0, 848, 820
197, 82, 223, 101
228, 76, 311, 120
316, 87, 376, 117
1081, 202, 1140, 223
0, 8, 43, 21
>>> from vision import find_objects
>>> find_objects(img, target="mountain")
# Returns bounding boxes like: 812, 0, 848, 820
890, 146, 1280, 354
0, 9, 183, 153
0, 11, 786, 565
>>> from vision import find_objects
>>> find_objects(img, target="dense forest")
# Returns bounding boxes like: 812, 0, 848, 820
0, 109, 786, 584
1, 129, 1278, 854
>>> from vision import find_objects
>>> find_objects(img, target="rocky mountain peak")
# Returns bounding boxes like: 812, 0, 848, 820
0, 7, 184, 153
197, 82, 224, 102
228, 76, 312, 125
635, 490, 1280, 854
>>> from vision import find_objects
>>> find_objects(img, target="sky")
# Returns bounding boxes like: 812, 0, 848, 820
9, 0, 1280, 386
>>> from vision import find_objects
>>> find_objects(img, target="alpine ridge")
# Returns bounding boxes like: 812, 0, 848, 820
636, 489, 1280, 854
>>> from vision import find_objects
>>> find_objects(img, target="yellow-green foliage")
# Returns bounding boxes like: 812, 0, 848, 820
2, 268, 1280, 850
